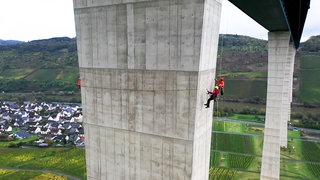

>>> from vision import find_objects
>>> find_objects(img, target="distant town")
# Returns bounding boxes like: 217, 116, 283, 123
0, 101, 84, 148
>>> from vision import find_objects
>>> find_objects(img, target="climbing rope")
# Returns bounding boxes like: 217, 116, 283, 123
219, 34, 224, 77
214, 34, 225, 116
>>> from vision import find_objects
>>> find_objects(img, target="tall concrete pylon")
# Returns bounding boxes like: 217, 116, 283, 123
280, 42, 296, 148
261, 31, 296, 179
73, 0, 222, 179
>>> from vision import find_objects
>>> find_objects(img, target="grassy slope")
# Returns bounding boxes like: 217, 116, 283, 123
210, 119, 320, 179
0, 67, 79, 86
0, 148, 86, 180
0, 170, 68, 180
217, 35, 320, 106
0, 37, 80, 102
1, 35, 319, 105
222, 79, 267, 99
0, 136, 39, 148
22, 67, 79, 82
298, 55, 320, 103
222, 54, 320, 104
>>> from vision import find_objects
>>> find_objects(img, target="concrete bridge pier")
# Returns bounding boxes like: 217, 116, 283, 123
73, 0, 222, 179
280, 42, 296, 148
261, 31, 296, 179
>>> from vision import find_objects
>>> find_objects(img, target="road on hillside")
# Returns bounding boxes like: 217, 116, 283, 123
214, 117, 265, 126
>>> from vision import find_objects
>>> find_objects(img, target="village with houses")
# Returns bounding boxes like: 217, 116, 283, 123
0, 101, 84, 148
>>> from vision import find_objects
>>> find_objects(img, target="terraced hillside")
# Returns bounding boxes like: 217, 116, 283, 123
0, 35, 319, 104
0, 37, 80, 102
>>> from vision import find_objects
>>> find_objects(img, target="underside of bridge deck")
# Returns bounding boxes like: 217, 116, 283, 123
228, 0, 310, 48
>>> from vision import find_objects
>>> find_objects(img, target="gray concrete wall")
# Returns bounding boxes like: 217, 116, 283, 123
261, 31, 295, 180
73, 0, 222, 179
280, 43, 295, 147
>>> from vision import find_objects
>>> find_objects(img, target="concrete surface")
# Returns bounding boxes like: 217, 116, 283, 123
73, 0, 222, 179
261, 31, 295, 180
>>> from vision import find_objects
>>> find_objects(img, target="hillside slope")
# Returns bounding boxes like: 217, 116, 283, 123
217, 34, 268, 73
0, 35, 319, 104
218, 34, 320, 105
0, 37, 79, 102
0, 39, 24, 45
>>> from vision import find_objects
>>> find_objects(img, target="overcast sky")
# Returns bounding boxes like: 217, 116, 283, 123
220, 0, 320, 42
0, 0, 319, 42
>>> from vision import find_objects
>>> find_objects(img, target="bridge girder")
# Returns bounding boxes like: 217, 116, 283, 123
228, 0, 310, 48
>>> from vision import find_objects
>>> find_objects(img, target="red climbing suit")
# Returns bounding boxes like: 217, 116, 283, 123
77, 79, 81, 89
216, 77, 224, 95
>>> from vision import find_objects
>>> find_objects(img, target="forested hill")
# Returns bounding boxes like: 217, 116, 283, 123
0, 39, 24, 45
217, 34, 320, 105
0, 35, 319, 104
218, 34, 320, 53
217, 34, 320, 74
0, 35, 319, 74
300, 35, 320, 53
0, 37, 79, 102
217, 34, 268, 73
0, 37, 78, 70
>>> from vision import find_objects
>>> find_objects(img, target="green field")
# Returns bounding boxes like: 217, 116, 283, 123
217, 101, 320, 120
56, 67, 80, 82
0, 67, 78, 82
230, 114, 265, 122
222, 79, 267, 100
222, 71, 267, 79
219, 54, 320, 106
24, 67, 79, 82
0, 148, 86, 180
0, 66, 80, 102
210, 118, 320, 179
0, 169, 68, 180
2, 116, 320, 179
0, 69, 35, 79
300, 55, 320, 69
296, 55, 320, 103
0, 136, 39, 148
25, 69, 61, 81
299, 55, 320, 103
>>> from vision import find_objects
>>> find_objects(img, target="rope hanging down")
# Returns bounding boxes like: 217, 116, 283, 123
216, 34, 225, 115
204, 35, 225, 113
219, 34, 224, 77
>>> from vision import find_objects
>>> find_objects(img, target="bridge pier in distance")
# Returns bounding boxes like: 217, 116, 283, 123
261, 31, 296, 180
